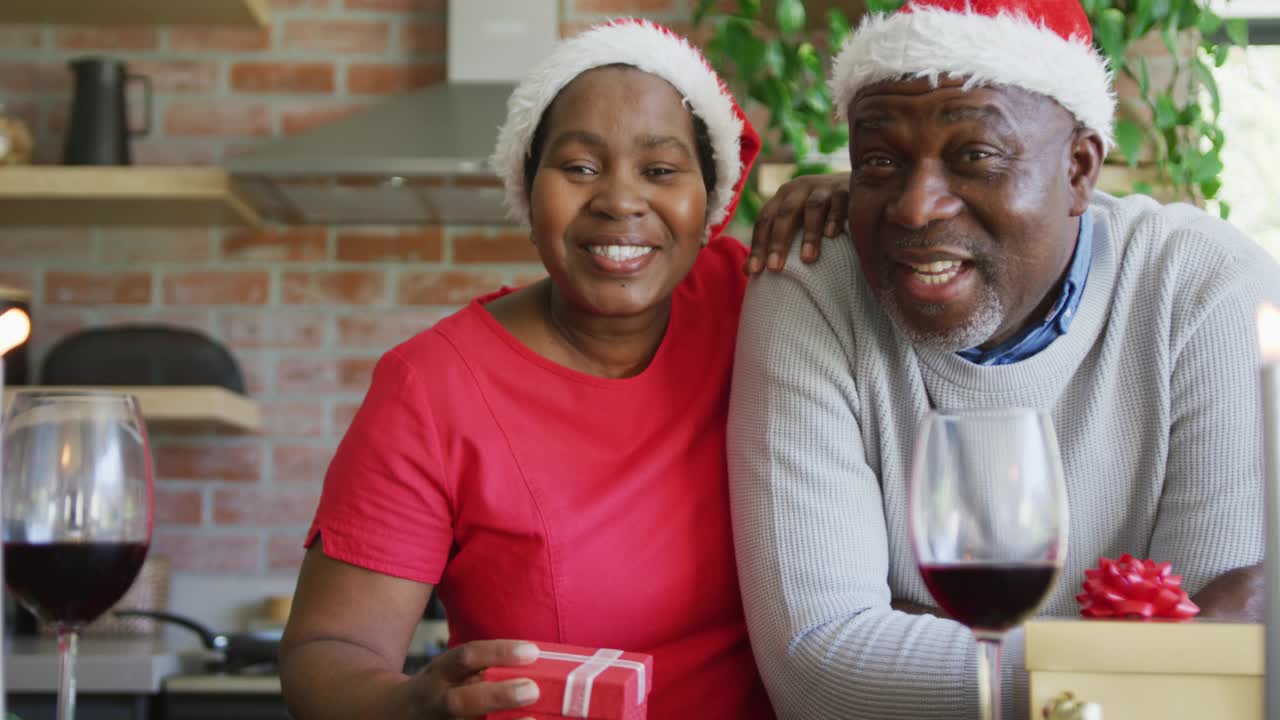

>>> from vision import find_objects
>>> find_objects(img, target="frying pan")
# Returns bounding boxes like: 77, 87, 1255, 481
114, 609, 281, 671
115, 608, 441, 674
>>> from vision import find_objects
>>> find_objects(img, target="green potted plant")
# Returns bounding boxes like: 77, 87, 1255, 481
1088, 0, 1247, 216
693, 0, 1248, 219
692, 0, 855, 223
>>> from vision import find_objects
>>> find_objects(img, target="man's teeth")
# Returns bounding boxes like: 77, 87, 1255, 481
588, 245, 655, 262
908, 260, 963, 285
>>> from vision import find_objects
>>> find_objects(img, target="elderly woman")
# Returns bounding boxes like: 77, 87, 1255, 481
279, 19, 840, 720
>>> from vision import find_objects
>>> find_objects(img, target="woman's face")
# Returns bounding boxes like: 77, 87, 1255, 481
529, 66, 708, 318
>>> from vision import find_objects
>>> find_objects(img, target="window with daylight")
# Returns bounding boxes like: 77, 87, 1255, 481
1215, 0, 1280, 259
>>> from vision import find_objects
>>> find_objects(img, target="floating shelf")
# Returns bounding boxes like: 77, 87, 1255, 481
2, 386, 260, 433
0, 0, 270, 27
0, 167, 261, 228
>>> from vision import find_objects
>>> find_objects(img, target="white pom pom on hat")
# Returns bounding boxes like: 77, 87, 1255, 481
830, 0, 1117, 150
490, 18, 761, 239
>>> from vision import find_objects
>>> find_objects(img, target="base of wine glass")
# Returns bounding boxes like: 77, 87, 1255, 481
56, 626, 79, 720
974, 632, 1006, 720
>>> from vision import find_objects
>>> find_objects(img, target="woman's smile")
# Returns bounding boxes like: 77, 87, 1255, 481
583, 242, 660, 274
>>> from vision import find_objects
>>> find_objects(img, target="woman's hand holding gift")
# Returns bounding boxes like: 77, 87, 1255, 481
407, 639, 542, 719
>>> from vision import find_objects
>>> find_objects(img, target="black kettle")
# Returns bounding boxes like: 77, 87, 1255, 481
63, 56, 152, 166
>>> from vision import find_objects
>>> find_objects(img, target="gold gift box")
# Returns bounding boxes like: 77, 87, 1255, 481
1025, 618, 1263, 719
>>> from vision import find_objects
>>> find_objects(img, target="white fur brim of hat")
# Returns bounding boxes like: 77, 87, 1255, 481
830, 6, 1116, 150
491, 20, 744, 230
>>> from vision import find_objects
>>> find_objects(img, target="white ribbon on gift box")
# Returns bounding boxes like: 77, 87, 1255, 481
538, 648, 647, 718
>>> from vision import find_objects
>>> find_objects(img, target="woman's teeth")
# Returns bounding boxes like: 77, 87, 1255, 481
588, 245, 655, 262
908, 259, 963, 285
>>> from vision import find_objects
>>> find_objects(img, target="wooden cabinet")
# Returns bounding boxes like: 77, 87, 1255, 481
2, 386, 260, 432
0, 167, 261, 228
0, 0, 270, 27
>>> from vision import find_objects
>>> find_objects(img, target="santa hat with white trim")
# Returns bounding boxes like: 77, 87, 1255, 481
491, 18, 761, 240
830, 0, 1116, 150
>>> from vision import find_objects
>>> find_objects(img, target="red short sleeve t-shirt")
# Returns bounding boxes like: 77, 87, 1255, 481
308, 236, 773, 719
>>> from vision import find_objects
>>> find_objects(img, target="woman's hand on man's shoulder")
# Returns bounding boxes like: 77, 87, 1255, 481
745, 172, 852, 275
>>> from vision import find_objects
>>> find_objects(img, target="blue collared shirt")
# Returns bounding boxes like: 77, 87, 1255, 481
957, 211, 1093, 366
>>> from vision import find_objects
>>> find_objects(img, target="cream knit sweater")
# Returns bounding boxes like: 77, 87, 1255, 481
728, 192, 1280, 719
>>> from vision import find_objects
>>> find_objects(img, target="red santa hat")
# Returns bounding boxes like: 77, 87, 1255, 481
491, 18, 761, 239
831, 0, 1116, 149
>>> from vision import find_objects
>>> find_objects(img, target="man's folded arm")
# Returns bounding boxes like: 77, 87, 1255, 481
1152, 264, 1276, 616
727, 264, 1019, 719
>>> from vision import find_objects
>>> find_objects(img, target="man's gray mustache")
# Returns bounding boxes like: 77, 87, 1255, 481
891, 233, 984, 254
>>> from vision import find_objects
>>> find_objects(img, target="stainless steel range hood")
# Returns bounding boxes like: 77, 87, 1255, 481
226, 0, 556, 226
226, 83, 515, 225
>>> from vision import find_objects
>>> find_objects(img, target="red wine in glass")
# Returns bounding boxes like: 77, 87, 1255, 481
2, 391, 154, 720
908, 409, 1069, 720
5, 541, 149, 627
918, 561, 1059, 632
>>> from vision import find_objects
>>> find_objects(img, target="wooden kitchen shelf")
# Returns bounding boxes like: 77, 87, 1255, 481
0, 0, 270, 27
2, 386, 260, 432
0, 167, 261, 228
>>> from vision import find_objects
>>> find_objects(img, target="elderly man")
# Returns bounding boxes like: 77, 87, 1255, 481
728, 0, 1280, 718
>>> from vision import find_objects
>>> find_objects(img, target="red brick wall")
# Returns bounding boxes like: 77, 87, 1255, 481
0, 0, 692, 577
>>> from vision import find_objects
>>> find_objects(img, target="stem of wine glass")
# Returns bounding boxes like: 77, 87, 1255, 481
56, 627, 79, 720
975, 635, 1003, 720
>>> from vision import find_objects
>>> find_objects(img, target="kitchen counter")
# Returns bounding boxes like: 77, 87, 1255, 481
5, 636, 193, 693
164, 674, 281, 695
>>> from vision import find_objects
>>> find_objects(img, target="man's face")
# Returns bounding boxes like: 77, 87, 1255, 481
846, 77, 1095, 351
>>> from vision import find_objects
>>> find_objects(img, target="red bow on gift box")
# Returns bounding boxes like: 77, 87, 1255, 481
1076, 554, 1199, 620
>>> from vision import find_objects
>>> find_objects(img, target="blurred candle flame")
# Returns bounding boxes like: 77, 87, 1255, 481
0, 307, 30, 356
1261, 303, 1280, 363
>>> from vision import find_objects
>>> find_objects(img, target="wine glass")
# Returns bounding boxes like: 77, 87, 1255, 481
908, 408, 1068, 720
2, 391, 154, 720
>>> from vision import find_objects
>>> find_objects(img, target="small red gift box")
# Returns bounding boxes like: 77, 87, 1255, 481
484, 642, 652, 720
488, 707, 650, 712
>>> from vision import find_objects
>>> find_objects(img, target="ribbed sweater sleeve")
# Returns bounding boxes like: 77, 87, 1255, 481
726, 260, 1002, 719
1148, 219, 1272, 580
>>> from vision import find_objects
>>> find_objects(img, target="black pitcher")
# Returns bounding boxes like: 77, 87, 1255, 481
63, 57, 151, 165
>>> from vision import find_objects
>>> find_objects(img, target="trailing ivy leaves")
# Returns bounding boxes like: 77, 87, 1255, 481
1195, 9, 1223, 36
818, 126, 849, 155
863, 0, 907, 13
1153, 93, 1179, 130
694, 3, 857, 224
828, 9, 851, 48
1225, 18, 1248, 46
1095, 8, 1130, 63
695, 0, 1244, 221
1085, 1, 1246, 217
1114, 119, 1145, 167
775, 0, 805, 35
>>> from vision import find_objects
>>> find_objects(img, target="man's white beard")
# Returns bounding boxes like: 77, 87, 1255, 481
878, 284, 1005, 353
